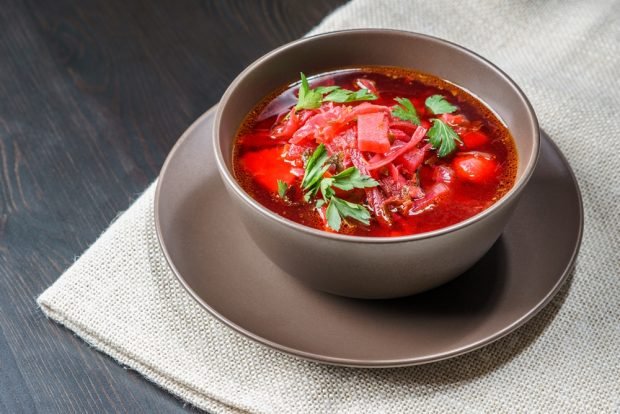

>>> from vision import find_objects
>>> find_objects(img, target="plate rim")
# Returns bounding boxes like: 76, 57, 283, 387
154, 106, 584, 368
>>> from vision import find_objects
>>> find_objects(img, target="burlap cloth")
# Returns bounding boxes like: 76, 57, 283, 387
38, 1, 620, 412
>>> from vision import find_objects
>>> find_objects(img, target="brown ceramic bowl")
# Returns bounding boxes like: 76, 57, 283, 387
213, 29, 539, 299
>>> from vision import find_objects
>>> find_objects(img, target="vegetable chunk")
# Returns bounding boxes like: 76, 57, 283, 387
357, 112, 390, 153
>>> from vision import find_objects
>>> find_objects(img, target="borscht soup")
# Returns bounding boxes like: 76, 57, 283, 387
233, 67, 517, 237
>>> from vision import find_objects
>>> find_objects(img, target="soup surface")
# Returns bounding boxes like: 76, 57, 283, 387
233, 67, 517, 237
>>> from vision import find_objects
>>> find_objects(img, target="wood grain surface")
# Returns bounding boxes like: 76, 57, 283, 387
0, 1, 346, 412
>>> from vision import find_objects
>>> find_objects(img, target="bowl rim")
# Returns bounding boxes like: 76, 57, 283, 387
213, 28, 540, 244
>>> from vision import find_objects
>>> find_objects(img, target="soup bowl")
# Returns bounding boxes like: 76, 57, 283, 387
213, 29, 539, 299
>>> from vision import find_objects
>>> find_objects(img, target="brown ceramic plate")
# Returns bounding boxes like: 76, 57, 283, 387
155, 107, 583, 368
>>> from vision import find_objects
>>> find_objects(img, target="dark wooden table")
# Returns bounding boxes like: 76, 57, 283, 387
0, 1, 346, 412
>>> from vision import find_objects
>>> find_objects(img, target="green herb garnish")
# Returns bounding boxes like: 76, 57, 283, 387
277, 180, 288, 199
323, 88, 377, 103
301, 143, 330, 197
427, 119, 462, 157
391, 97, 420, 125
295, 73, 323, 111
301, 145, 378, 231
325, 200, 342, 232
295, 73, 377, 111
425, 94, 457, 115
328, 167, 378, 191
327, 197, 372, 230
314, 86, 340, 94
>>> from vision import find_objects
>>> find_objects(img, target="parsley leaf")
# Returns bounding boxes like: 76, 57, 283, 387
328, 197, 372, 231
314, 85, 340, 94
295, 73, 323, 111
277, 180, 288, 199
325, 200, 342, 231
391, 97, 420, 125
427, 119, 462, 157
300, 145, 378, 231
323, 88, 377, 103
331, 167, 378, 191
301, 144, 329, 190
295, 73, 377, 110
425, 95, 458, 115
319, 177, 335, 200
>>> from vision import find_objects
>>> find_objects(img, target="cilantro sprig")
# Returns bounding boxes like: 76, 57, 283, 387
301, 144, 378, 231
391, 97, 420, 125
295, 73, 377, 111
424, 95, 460, 156
295, 73, 323, 111
326, 197, 371, 232
427, 119, 463, 157
323, 88, 377, 103
328, 167, 378, 191
425, 94, 457, 115
391, 94, 462, 157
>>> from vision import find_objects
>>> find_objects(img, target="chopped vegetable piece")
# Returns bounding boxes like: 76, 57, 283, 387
357, 113, 390, 153
398, 144, 431, 175
461, 131, 490, 149
389, 128, 410, 142
366, 126, 427, 170
355, 78, 378, 95
271, 108, 301, 139
452, 153, 498, 183
433, 165, 455, 183
389, 120, 418, 135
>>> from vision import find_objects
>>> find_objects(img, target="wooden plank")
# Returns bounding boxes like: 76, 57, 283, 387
0, 0, 346, 412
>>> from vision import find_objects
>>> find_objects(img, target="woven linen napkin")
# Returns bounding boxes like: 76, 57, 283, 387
38, 0, 620, 412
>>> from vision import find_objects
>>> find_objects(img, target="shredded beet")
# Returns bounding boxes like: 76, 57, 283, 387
365, 127, 427, 171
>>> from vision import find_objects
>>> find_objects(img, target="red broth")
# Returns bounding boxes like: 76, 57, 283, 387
233, 67, 517, 237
